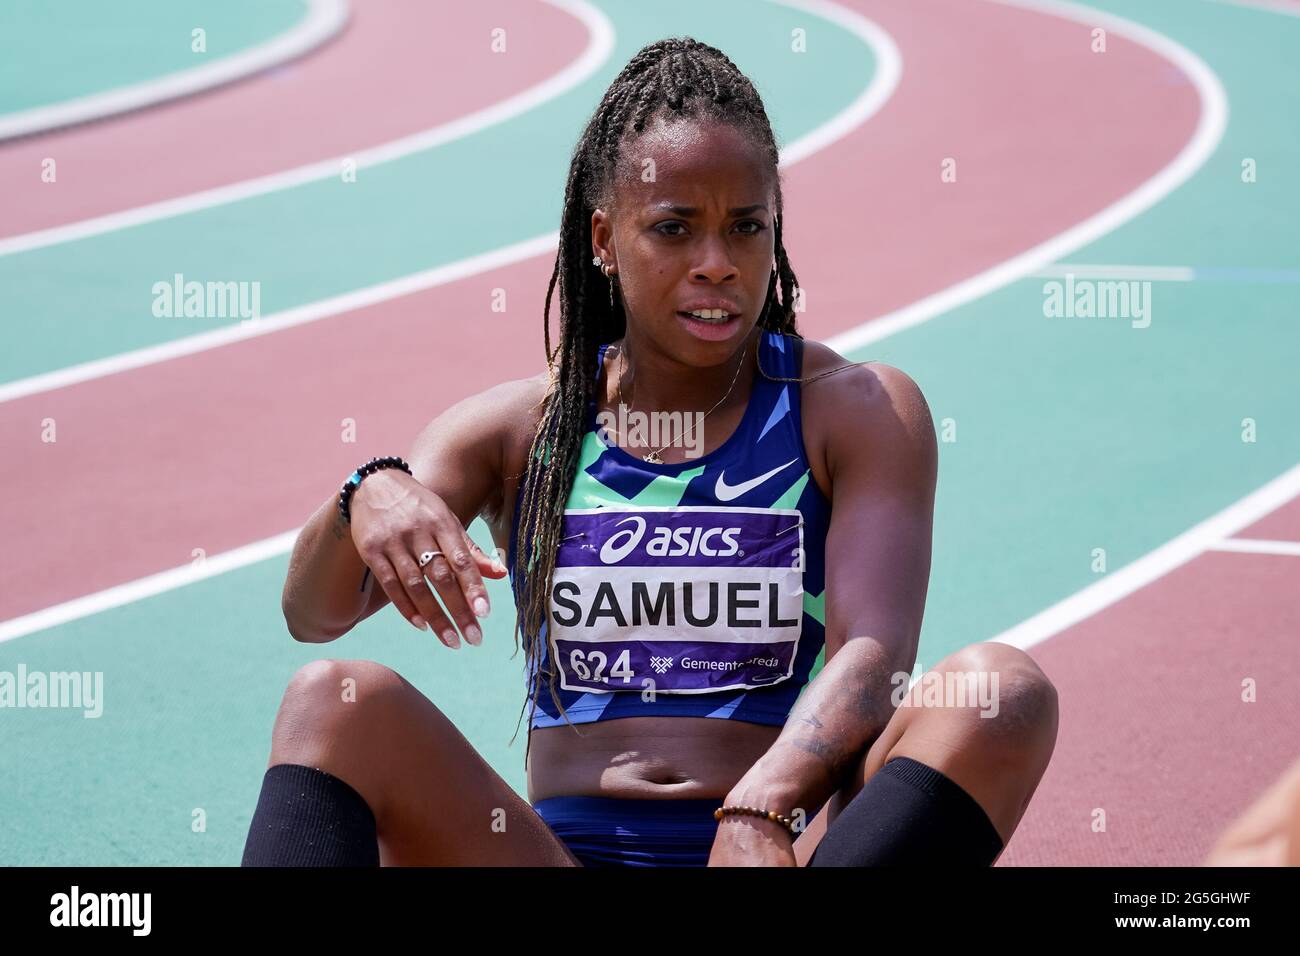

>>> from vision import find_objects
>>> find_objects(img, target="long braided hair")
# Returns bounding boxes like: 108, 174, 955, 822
509, 37, 808, 757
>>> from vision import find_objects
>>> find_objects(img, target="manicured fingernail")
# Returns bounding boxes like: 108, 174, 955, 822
465, 624, 482, 646
442, 628, 460, 649
473, 597, 490, 617
412, 616, 428, 630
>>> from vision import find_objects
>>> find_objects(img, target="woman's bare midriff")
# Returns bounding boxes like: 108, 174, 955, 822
526, 716, 781, 803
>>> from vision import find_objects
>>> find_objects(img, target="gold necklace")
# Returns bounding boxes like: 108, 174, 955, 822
606, 338, 751, 464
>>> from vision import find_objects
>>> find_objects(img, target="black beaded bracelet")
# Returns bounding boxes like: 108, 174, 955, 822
338, 456, 412, 524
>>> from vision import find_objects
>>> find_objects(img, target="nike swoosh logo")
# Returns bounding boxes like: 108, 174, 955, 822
714, 458, 798, 501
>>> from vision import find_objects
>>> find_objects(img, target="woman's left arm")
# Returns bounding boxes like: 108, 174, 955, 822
709, 362, 938, 865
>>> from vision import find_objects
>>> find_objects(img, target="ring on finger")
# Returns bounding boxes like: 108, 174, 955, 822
418, 550, 443, 568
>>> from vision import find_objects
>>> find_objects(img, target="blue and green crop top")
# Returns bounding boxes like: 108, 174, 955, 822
507, 329, 832, 730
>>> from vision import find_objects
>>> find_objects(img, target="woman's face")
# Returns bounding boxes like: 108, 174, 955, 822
591, 115, 776, 364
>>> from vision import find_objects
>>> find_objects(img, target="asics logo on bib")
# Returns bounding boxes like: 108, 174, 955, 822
598, 515, 743, 564
548, 505, 806, 695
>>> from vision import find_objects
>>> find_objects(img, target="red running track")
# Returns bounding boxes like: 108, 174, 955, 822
998, 498, 1300, 865
782, 0, 1200, 322
1, 0, 1202, 622
1238, 495, 1300, 540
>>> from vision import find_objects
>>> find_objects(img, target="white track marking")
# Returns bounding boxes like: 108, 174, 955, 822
0, 0, 613, 259
766, 0, 902, 166
0, 533, 299, 645
0, 0, 1241, 641
991, 464, 1300, 651
0, 0, 898, 405
981, 0, 1299, 652
1033, 264, 1196, 281
1209, 537, 1300, 556
1204, 0, 1300, 19
825, 0, 1228, 356
0, 1, 901, 641
0, 232, 561, 404
0, 0, 349, 142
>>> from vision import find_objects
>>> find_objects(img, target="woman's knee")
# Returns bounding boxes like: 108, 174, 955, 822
930, 642, 1059, 757
271, 659, 412, 754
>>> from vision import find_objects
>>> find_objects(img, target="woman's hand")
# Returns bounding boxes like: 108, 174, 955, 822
707, 816, 798, 867
348, 469, 508, 648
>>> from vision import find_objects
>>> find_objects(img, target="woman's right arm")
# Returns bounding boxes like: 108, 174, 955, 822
280, 378, 541, 645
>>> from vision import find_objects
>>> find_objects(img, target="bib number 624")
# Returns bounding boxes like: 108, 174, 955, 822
568, 648, 634, 684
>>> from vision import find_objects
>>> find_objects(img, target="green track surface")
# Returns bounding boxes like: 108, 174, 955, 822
0, 0, 309, 115
0, 0, 871, 383
0, 0, 874, 864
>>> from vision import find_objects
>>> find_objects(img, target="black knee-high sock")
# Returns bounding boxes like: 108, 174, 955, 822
241, 763, 380, 867
808, 756, 1004, 866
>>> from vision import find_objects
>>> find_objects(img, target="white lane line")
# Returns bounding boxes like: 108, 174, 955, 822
0, 532, 300, 645
0, 0, 899, 406
983, 3, 1300, 652
0, 232, 562, 405
991, 464, 1300, 651
1204, 0, 1300, 19
0, 0, 1248, 646
0, 0, 349, 142
0, 0, 902, 642
768, 0, 902, 166
0, 0, 1235, 640
0, 0, 614, 259
826, 0, 1228, 356
1032, 264, 1196, 281
1209, 537, 1300, 556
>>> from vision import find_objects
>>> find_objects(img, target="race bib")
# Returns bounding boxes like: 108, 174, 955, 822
547, 505, 805, 694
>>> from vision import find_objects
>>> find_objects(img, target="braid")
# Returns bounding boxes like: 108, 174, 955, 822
509, 37, 806, 760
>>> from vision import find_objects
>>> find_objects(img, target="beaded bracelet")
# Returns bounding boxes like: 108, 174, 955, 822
713, 804, 797, 835
338, 456, 412, 524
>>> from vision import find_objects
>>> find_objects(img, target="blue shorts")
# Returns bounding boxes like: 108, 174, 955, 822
532, 795, 722, 867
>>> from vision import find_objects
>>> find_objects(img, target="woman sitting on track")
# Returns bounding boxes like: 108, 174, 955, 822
241, 37, 1058, 867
